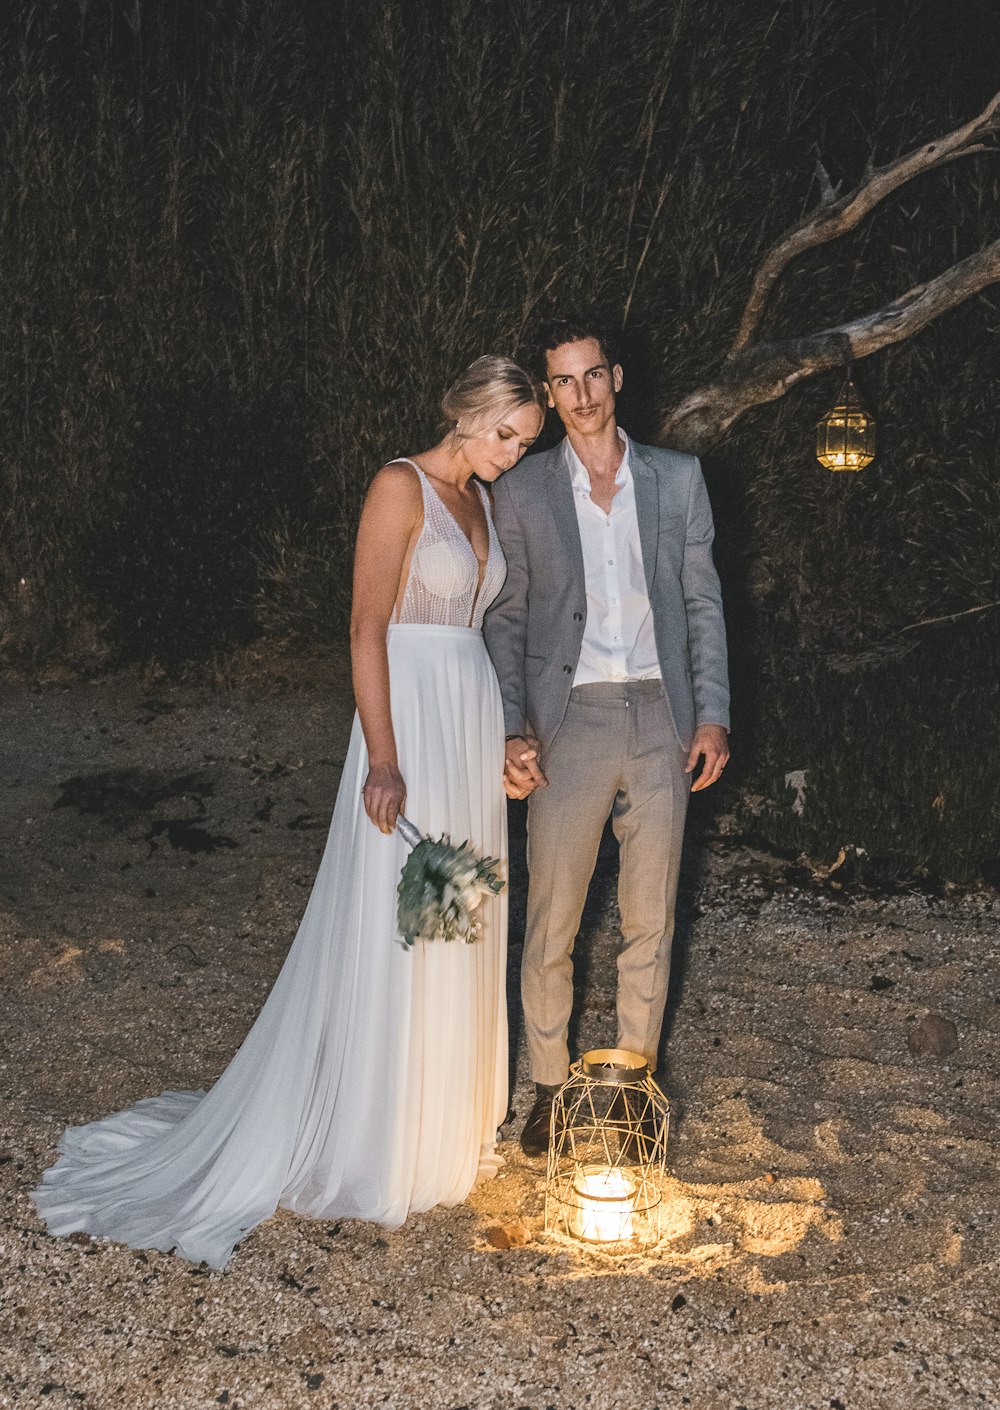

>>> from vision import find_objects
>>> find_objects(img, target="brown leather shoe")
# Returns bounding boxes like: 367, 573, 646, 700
519, 1083, 562, 1158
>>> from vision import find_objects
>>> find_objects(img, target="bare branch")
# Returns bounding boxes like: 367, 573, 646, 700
660, 238, 1000, 452
899, 601, 1000, 633
729, 88, 1000, 358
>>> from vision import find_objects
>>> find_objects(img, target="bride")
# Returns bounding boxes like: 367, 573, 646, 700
32, 355, 546, 1268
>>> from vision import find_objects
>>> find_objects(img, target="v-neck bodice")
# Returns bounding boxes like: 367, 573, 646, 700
391, 458, 507, 630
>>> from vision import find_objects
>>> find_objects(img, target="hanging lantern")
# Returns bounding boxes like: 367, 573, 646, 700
545, 1048, 670, 1254
816, 371, 876, 471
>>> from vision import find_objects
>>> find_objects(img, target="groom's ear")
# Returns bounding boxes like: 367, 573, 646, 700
612, 363, 624, 394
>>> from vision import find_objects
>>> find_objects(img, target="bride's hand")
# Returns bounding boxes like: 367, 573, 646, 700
362, 762, 407, 835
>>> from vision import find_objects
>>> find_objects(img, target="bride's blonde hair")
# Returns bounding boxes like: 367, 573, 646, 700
442, 355, 546, 442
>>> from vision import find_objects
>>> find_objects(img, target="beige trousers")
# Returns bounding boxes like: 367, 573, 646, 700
523, 680, 689, 1086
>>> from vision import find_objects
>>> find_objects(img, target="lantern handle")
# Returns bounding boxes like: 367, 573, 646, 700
580, 1048, 650, 1083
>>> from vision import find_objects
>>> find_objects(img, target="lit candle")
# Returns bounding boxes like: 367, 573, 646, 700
571, 1167, 637, 1244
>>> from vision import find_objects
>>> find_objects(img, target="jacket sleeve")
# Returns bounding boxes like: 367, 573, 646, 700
482, 474, 531, 738
682, 457, 731, 731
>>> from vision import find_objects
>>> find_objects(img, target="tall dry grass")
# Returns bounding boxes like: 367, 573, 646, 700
0, 0, 874, 657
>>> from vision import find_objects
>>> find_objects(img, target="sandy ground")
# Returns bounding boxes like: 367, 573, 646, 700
1, 653, 998, 1410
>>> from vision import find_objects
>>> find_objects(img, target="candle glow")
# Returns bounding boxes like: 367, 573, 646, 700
571, 1167, 637, 1244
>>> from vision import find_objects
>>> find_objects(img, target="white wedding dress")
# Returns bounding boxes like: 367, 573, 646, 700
32, 460, 509, 1268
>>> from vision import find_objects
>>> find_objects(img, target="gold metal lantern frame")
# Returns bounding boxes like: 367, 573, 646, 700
815, 371, 876, 472
544, 1048, 670, 1255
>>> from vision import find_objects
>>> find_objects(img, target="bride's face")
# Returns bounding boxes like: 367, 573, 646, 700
457, 402, 543, 482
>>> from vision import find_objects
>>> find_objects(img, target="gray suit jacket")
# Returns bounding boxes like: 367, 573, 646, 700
483, 437, 730, 751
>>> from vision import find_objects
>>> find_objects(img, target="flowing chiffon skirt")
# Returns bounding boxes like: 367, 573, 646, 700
31, 625, 508, 1268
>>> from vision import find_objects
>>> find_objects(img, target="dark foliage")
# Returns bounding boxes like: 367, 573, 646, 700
86, 382, 310, 662
719, 614, 1000, 885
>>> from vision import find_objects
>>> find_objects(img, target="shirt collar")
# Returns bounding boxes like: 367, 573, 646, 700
565, 427, 631, 492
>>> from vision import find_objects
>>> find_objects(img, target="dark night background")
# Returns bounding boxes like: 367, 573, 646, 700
1, 0, 998, 881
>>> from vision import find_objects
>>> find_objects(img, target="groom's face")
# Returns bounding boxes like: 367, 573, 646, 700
543, 337, 623, 439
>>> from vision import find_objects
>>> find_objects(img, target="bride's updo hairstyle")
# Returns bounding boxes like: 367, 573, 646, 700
442, 355, 546, 444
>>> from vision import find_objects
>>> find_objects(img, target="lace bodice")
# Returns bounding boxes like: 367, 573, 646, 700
391, 459, 506, 629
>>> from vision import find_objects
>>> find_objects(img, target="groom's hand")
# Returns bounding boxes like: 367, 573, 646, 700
504, 735, 547, 798
685, 724, 730, 792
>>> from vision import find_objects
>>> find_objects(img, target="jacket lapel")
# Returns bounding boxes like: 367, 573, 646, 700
631, 440, 661, 592
546, 441, 586, 582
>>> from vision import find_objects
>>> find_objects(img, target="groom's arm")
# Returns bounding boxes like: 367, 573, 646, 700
483, 474, 531, 739
679, 459, 730, 791
681, 458, 731, 733
485, 475, 547, 795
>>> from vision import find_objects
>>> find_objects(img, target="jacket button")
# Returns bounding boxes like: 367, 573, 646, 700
573, 612, 583, 621
563, 664, 572, 673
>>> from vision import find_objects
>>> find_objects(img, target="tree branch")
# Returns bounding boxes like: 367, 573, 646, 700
728, 89, 1000, 358
659, 238, 1000, 451
898, 600, 1000, 633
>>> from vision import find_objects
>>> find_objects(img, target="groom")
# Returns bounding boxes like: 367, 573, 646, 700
483, 315, 730, 1156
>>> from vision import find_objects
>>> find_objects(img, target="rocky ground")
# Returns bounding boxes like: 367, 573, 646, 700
1, 652, 998, 1410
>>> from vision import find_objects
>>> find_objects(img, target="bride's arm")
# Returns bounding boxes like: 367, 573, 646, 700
349, 464, 423, 834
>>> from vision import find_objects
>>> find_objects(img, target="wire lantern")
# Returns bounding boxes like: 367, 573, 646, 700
544, 1048, 670, 1255
816, 370, 876, 471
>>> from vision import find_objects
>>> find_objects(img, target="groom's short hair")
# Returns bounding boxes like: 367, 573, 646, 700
530, 315, 620, 379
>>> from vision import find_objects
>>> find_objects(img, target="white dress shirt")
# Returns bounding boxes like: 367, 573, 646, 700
568, 431, 662, 686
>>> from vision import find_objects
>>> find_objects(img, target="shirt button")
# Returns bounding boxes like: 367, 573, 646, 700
608, 559, 614, 566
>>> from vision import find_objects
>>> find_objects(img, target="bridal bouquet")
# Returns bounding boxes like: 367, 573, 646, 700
396, 815, 504, 948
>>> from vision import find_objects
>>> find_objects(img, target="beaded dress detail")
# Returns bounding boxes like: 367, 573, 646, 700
392, 458, 505, 630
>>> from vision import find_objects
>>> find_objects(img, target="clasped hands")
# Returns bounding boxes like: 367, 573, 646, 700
503, 735, 547, 799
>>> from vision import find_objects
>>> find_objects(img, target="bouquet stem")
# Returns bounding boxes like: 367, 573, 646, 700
396, 814, 424, 850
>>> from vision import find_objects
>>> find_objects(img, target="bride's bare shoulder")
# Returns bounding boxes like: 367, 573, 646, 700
368, 459, 423, 497
360, 460, 424, 531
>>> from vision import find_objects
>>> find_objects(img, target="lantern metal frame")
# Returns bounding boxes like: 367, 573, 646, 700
815, 369, 876, 472
544, 1047, 670, 1255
